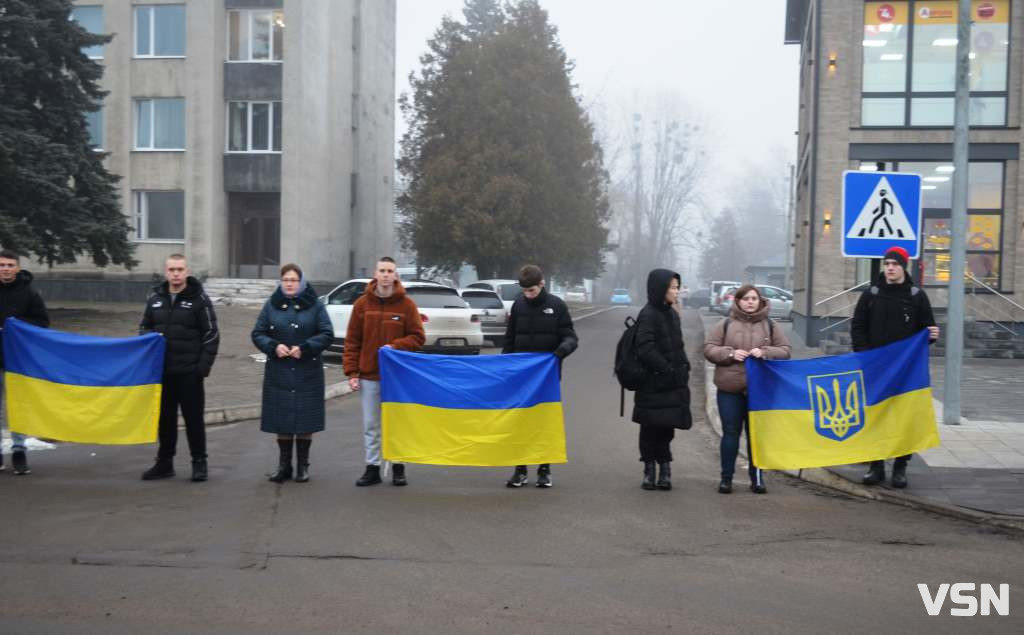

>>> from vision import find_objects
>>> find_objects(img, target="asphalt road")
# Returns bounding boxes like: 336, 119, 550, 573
1, 307, 1022, 633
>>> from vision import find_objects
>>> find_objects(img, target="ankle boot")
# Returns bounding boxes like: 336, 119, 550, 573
141, 457, 174, 480
295, 439, 311, 483
268, 438, 294, 483
891, 457, 909, 489
356, 464, 382, 486
862, 460, 885, 486
642, 461, 657, 490
656, 461, 672, 490
191, 459, 208, 482
392, 463, 407, 486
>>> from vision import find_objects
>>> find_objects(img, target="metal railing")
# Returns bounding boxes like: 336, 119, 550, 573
814, 280, 870, 333
966, 273, 1023, 338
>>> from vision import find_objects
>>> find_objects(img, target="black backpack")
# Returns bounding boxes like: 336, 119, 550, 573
614, 315, 647, 416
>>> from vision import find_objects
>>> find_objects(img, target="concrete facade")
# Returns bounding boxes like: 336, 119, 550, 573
45, 0, 396, 292
786, 0, 1024, 345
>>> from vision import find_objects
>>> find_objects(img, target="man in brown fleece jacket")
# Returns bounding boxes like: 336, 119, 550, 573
343, 257, 425, 487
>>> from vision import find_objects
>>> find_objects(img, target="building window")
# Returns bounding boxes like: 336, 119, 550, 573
134, 98, 185, 150
134, 4, 185, 58
889, 161, 1004, 288
70, 6, 104, 59
861, 1, 1009, 127
85, 107, 103, 149
227, 9, 285, 61
135, 191, 185, 241
227, 102, 282, 152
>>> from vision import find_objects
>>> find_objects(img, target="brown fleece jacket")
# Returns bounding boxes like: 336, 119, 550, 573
703, 301, 791, 394
342, 280, 425, 381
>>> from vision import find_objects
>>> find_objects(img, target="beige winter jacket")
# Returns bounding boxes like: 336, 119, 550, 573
704, 301, 791, 394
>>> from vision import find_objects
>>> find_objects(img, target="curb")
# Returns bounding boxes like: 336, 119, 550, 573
201, 381, 353, 428
694, 311, 1024, 534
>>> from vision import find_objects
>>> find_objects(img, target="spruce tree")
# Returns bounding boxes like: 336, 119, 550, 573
0, 0, 135, 268
398, 0, 609, 281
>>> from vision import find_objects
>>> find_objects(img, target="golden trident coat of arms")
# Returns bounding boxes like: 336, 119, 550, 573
808, 370, 867, 442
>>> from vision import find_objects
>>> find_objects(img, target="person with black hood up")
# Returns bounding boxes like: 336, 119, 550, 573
851, 245, 939, 489
502, 264, 578, 489
252, 263, 333, 483
632, 268, 692, 491
139, 254, 220, 482
0, 249, 50, 475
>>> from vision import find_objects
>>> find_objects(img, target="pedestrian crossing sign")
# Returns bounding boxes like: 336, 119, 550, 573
841, 170, 922, 259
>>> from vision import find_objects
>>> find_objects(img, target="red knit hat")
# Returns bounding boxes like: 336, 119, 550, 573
883, 246, 910, 267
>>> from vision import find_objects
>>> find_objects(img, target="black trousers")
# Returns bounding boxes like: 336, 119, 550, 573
638, 425, 674, 463
157, 373, 206, 460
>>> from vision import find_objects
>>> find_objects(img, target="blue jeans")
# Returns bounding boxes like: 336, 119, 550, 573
0, 372, 28, 453
717, 390, 761, 485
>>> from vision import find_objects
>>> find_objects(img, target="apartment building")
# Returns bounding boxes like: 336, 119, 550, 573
51, 0, 396, 296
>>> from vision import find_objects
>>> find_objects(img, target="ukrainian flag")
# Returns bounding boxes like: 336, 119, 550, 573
379, 348, 567, 466
2, 318, 165, 445
747, 329, 940, 470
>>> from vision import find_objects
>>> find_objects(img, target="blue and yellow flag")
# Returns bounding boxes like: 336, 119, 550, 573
2, 318, 165, 445
747, 329, 940, 470
379, 348, 567, 466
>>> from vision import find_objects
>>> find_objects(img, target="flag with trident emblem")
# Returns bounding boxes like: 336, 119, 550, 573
745, 329, 940, 470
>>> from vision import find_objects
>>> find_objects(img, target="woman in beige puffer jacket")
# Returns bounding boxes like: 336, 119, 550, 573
704, 285, 790, 495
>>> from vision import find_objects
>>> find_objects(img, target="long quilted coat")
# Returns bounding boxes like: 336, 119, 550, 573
251, 284, 333, 435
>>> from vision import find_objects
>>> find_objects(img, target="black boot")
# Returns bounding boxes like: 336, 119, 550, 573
355, 464, 382, 486
891, 457, 909, 489
656, 461, 672, 490
295, 439, 311, 483
12, 450, 31, 475
268, 438, 294, 483
718, 478, 733, 494
392, 463, 407, 486
862, 460, 885, 486
642, 461, 657, 490
141, 457, 174, 480
191, 458, 208, 482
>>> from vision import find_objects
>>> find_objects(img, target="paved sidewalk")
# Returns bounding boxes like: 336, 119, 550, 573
697, 310, 1024, 523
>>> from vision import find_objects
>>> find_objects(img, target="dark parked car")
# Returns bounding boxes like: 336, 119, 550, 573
685, 288, 711, 309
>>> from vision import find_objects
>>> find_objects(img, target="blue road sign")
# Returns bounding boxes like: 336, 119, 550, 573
841, 170, 922, 259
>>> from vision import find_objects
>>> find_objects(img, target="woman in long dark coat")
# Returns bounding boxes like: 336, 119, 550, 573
632, 268, 692, 491
252, 263, 333, 483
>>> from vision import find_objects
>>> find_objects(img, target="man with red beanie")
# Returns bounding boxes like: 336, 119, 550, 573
850, 246, 939, 488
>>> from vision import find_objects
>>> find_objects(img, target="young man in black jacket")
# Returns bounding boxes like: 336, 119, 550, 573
0, 250, 50, 475
139, 254, 220, 482
850, 246, 939, 489
501, 265, 578, 488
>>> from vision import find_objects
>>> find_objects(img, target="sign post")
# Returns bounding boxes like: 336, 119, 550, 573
841, 170, 923, 259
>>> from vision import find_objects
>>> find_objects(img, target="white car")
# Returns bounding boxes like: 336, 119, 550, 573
459, 288, 509, 347
467, 279, 521, 313
564, 286, 588, 303
322, 279, 483, 354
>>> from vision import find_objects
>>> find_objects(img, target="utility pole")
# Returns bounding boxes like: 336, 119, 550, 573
785, 163, 795, 290
632, 113, 644, 299
943, 0, 970, 425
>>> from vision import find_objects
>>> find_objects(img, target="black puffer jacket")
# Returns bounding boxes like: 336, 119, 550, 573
631, 269, 691, 430
0, 270, 50, 368
139, 277, 220, 376
850, 271, 936, 352
501, 287, 578, 358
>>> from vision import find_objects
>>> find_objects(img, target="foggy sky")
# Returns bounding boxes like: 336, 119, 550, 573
395, 0, 800, 270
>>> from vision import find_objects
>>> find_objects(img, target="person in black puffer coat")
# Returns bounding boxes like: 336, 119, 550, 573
252, 263, 333, 484
138, 255, 220, 483
0, 250, 50, 475
850, 246, 939, 489
632, 268, 692, 491
501, 264, 578, 489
